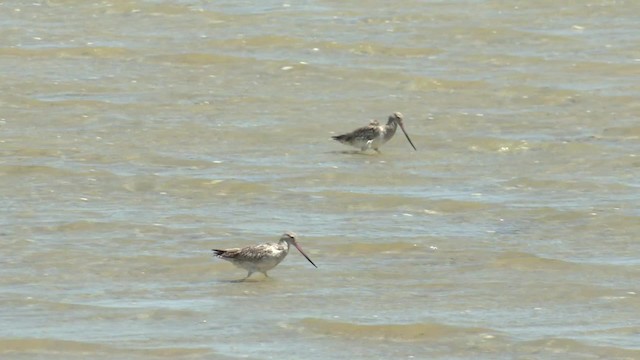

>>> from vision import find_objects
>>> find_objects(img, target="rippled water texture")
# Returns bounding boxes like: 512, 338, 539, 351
1, 0, 639, 359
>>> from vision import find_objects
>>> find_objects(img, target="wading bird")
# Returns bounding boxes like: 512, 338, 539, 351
332, 112, 417, 152
212, 232, 317, 281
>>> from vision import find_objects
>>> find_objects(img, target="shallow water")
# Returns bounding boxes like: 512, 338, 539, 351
1, 0, 639, 359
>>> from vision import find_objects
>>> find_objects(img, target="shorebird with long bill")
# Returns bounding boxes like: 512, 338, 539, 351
332, 112, 417, 152
212, 232, 317, 281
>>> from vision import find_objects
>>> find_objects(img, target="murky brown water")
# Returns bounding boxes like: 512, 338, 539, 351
1, 1, 639, 359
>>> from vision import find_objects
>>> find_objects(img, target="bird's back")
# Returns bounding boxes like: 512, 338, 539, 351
332, 124, 384, 150
213, 242, 288, 272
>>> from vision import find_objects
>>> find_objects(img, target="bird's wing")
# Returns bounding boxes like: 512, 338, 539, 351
212, 247, 241, 258
339, 124, 380, 142
220, 243, 280, 261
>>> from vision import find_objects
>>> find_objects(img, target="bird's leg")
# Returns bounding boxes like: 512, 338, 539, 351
363, 140, 374, 152
374, 148, 381, 153
242, 271, 253, 281
263, 272, 269, 278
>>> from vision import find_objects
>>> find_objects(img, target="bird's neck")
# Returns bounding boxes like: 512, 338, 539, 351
385, 120, 398, 135
280, 239, 291, 251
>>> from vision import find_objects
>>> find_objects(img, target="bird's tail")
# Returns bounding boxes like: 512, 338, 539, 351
332, 134, 346, 142
212, 249, 225, 256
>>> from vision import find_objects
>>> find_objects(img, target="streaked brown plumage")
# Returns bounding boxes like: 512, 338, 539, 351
212, 232, 317, 280
332, 112, 417, 152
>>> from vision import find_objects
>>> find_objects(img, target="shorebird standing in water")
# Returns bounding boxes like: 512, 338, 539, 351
332, 112, 417, 152
212, 232, 317, 281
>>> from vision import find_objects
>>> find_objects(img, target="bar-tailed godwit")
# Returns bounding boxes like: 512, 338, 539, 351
332, 112, 417, 152
212, 232, 317, 280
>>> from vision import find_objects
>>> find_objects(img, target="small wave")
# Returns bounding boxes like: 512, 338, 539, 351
304, 190, 493, 214
521, 337, 640, 358
0, 338, 113, 354
0, 46, 135, 59
465, 136, 532, 153
0, 337, 216, 357
159, 177, 272, 195
46, 220, 127, 233
0, 164, 71, 176
120, 175, 271, 195
491, 251, 578, 271
603, 125, 640, 139
147, 53, 255, 66
502, 177, 612, 192
331, 242, 419, 255
298, 318, 498, 342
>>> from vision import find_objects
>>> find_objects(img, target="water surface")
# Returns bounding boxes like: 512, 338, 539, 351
1, 1, 639, 359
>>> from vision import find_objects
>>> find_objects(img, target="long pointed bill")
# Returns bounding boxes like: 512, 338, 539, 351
293, 243, 317, 268
398, 123, 417, 151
